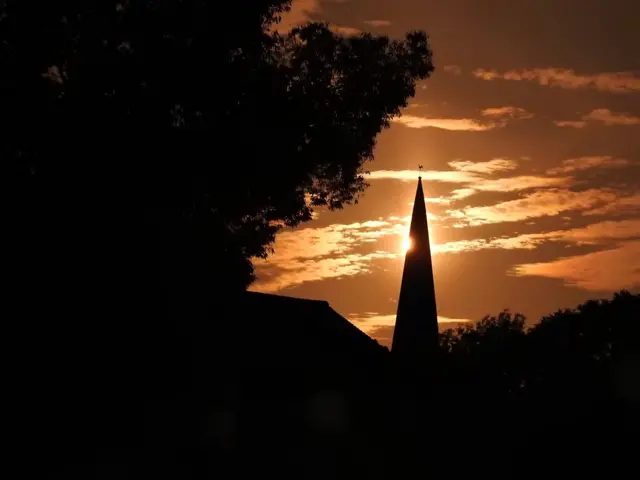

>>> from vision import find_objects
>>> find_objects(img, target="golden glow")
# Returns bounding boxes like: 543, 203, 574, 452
402, 236, 413, 253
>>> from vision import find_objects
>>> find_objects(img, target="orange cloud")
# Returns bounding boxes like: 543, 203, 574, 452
513, 241, 640, 291
448, 189, 616, 226
350, 312, 471, 328
582, 108, 640, 126
434, 234, 549, 254
425, 196, 452, 205
258, 219, 401, 258
450, 188, 476, 200
274, 1, 360, 36
555, 109, 640, 128
369, 169, 568, 196
392, 106, 532, 131
443, 65, 462, 75
559, 219, 640, 243
448, 158, 518, 174
473, 175, 572, 192
437, 219, 640, 293
547, 156, 631, 174
481, 106, 533, 120
349, 312, 471, 346
370, 162, 571, 203
252, 219, 408, 291
330, 25, 361, 36
367, 169, 480, 183
363, 20, 391, 27
434, 219, 640, 254
554, 120, 588, 128
391, 115, 493, 131
473, 68, 640, 93
584, 193, 640, 216
275, 0, 321, 32
419, 188, 479, 206
253, 208, 640, 291
253, 251, 397, 292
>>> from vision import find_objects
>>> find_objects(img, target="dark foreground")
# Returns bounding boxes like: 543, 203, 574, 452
25, 289, 640, 479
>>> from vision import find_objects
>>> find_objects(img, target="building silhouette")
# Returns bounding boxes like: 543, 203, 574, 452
209, 292, 389, 478
391, 176, 439, 364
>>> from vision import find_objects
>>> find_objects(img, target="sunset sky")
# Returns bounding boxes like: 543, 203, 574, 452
250, 0, 640, 347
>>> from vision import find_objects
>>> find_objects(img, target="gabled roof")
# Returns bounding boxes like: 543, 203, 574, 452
217, 291, 388, 372
243, 291, 380, 345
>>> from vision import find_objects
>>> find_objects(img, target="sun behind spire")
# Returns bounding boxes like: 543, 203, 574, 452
391, 176, 439, 365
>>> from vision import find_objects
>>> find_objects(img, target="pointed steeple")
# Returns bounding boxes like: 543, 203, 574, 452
391, 176, 439, 363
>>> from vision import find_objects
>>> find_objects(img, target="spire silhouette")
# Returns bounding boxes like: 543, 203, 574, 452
391, 176, 439, 364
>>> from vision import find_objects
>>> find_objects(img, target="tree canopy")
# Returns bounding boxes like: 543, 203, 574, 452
3, 0, 434, 290
432, 291, 640, 479
439, 290, 640, 406
5, 9, 434, 473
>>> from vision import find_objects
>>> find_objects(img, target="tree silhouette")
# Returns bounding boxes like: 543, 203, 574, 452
438, 291, 639, 405
3, 3, 433, 477
432, 291, 640, 479
3, 0, 434, 291
526, 290, 640, 405
440, 310, 528, 400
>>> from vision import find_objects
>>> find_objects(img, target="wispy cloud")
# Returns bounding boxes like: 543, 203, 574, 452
448, 189, 616, 226
275, 1, 360, 36
370, 158, 523, 183
446, 159, 571, 193
260, 220, 402, 262
363, 19, 391, 27
253, 251, 396, 292
330, 25, 362, 36
254, 207, 640, 292
252, 219, 407, 291
443, 65, 462, 75
547, 156, 631, 174
557, 219, 640, 242
582, 108, 640, 126
368, 169, 568, 194
450, 188, 477, 200
275, 0, 321, 32
350, 312, 471, 346
424, 187, 478, 206
391, 115, 493, 131
473, 176, 572, 192
513, 241, 640, 291
473, 68, 640, 93
555, 109, 640, 128
440, 218, 640, 292
480, 106, 533, 120
367, 169, 480, 183
391, 106, 532, 131
369, 157, 571, 204
554, 120, 588, 129
433, 219, 640, 254
584, 193, 640, 216
350, 312, 471, 328
448, 158, 518, 174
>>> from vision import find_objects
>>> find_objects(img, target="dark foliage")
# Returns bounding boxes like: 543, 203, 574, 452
4, 2, 433, 478
3, 0, 433, 290
433, 291, 640, 479
439, 290, 640, 406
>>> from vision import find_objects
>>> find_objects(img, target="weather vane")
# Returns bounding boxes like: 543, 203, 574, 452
418, 164, 423, 177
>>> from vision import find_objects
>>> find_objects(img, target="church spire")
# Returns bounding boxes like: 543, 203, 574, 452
391, 175, 439, 363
